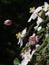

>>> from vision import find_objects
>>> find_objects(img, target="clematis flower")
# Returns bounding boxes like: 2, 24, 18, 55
36, 16, 44, 25
16, 28, 27, 48
21, 48, 31, 59
19, 49, 36, 65
4, 19, 12, 26
28, 6, 42, 22
28, 33, 39, 45
43, 2, 49, 11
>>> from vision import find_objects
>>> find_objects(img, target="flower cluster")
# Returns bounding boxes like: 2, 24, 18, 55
15, 2, 49, 65
16, 30, 40, 65
16, 28, 27, 48
28, 2, 49, 31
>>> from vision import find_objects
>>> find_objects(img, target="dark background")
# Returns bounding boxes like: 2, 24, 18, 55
0, 0, 49, 65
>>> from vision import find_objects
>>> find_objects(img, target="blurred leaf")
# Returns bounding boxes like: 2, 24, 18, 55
37, 36, 49, 52
46, 60, 49, 65
37, 28, 45, 34
39, 33, 43, 39
13, 58, 20, 65
36, 55, 42, 62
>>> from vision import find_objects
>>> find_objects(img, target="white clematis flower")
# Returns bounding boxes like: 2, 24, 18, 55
19, 49, 36, 65
16, 28, 27, 48
21, 48, 31, 59
37, 16, 44, 25
28, 6, 42, 22
43, 2, 49, 11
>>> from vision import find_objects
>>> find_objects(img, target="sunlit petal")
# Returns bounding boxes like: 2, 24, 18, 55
45, 11, 49, 16
37, 16, 44, 25
28, 13, 37, 22
34, 6, 42, 13
37, 26, 42, 31
43, 2, 49, 11
21, 28, 27, 37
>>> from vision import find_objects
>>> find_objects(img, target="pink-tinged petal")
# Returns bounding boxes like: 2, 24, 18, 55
28, 33, 39, 45
35, 36, 39, 42
4, 19, 12, 26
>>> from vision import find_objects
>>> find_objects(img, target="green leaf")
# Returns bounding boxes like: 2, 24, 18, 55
13, 58, 20, 65
37, 36, 49, 52
36, 55, 42, 62
39, 33, 43, 39
37, 28, 45, 34
46, 60, 49, 65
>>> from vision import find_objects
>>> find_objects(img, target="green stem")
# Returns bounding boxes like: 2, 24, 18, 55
37, 36, 49, 52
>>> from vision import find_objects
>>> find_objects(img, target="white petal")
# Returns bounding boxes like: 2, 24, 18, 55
20, 39, 23, 48
21, 28, 27, 37
45, 11, 49, 16
34, 25, 39, 30
37, 16, 44, 25
25, 42, 29, 47
47, 23, 49, 27
32, 33, 36, 37
17, 38, 21, 44
34, 6, 42, 13
35, 44, 40, 49
28, 13, 37, 22
28, 16, 32, 22
17, 38, 23, 48
31, 49, 36, 56
20, 59, 29, 65
43, 2, 49, 11
21, 48, 31, 59
37, 26, 42, 31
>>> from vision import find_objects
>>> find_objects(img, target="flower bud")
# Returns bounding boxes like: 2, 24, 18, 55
4, 19, 12, 26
